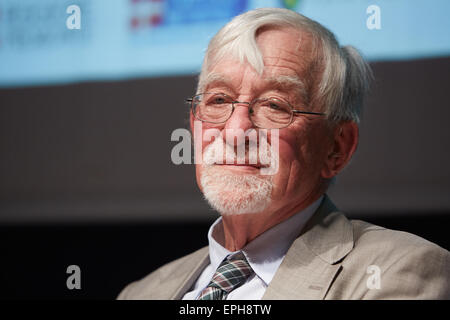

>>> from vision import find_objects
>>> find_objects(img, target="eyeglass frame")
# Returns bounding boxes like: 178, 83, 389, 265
186, 92, 326, 129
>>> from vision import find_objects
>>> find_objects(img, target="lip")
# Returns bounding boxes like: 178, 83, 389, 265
214, 163, 266, 171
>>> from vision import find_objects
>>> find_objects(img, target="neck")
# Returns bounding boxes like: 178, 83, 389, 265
220, 192, 323, 251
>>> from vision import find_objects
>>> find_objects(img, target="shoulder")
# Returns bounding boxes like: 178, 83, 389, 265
117, 246, 209, 300
336, 219, 450, 299
350, 218, 449, 263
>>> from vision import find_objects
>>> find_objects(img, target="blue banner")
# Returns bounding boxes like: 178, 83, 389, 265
0, 0, 449, 87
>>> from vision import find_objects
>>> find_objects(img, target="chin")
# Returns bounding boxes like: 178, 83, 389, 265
200, 165, 273, 215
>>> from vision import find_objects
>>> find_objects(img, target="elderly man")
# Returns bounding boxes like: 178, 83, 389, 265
118, 8, 450, 299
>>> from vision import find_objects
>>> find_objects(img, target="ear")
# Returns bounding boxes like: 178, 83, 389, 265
321, 121, 359, 179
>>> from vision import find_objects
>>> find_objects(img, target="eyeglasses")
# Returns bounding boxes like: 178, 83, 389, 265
186, 92, 326, 129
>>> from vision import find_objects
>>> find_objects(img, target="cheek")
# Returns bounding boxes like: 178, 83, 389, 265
289, 120, 331, 166
195, 163, 204, 192
270, 124, 326, 198
198, 122, 222, 151
277, 127, 307, 171
193, 122, 223, 190
269, 134, 301, 199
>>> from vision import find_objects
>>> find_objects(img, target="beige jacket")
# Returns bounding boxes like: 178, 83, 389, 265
117, 196, 450, 299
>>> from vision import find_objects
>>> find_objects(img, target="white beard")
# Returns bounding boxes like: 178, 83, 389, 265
200, 137, 274, 215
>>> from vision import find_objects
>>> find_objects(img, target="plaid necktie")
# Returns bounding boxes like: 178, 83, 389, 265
197, 252, 253, 300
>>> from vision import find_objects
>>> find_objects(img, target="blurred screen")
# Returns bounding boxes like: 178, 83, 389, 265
1, 0, 449, 88
1, 0, 450, 223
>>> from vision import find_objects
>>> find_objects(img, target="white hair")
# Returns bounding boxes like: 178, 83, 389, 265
198, 8, 373, 124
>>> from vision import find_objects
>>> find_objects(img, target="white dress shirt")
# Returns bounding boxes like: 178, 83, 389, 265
182, 195, 323, 300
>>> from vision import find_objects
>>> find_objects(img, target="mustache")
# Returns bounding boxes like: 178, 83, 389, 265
202, 134, 279, 174
202, 139, 266, 166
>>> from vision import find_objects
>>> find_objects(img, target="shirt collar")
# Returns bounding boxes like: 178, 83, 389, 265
207, 195, 324, 286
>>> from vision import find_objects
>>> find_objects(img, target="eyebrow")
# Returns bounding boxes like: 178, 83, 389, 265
264, 75, 309, 105
198, 73, 230, 93
199, 72, 309, 105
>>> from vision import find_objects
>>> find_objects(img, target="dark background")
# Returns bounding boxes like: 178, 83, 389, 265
1, 57, 450, 299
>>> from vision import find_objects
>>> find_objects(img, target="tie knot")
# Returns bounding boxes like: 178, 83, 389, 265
209, 252, 253, 293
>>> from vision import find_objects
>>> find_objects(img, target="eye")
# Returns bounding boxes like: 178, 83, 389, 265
269, 102, 281, 110
205, 93, 231, 106
259, 98, 291, 114
213, 96, 227, 104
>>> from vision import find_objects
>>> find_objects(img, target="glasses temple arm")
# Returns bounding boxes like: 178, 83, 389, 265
292, 110, 326, 116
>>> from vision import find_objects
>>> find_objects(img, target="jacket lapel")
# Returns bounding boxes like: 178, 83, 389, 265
170, 247, 210, 300
263, 195, 354, 300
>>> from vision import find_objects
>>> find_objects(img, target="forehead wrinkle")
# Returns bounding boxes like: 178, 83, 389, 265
256, 27, 310, 65
263, 54, 310, 76
264, 46, 303, 64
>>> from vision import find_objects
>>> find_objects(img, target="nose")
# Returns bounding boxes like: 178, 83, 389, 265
224, 102, 254, 130
221, 102, 254, 145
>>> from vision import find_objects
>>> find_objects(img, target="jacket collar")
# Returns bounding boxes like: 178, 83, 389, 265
262, 195, 354, 299
171, 248, 210, 300
300, 194, 354, 264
